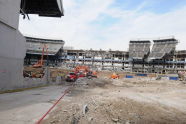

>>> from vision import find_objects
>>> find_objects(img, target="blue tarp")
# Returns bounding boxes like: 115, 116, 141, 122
136, 73, 147, 77
169, 77, 178, 80
126, 75, 133, 78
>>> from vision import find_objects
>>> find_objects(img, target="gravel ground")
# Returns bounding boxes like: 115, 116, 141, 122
42, 77, 186, 124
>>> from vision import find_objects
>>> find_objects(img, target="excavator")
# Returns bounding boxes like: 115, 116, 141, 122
23, 44, 48, 78
74, 65, 89, 77
111, 72, 119, 79
66, 65, 97, 82
74, 66, 97, 78
33, 44, 48, 68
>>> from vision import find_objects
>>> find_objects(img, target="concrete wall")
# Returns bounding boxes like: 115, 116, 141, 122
23, 68, 49, 89
0, 0, 20, 29
0, 0, 64, 91
0, 0, 27, 91
0, 56, 24, 91
0, 66, 60, 91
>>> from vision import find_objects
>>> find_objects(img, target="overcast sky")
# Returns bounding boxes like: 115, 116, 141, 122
19, 0, 186, 51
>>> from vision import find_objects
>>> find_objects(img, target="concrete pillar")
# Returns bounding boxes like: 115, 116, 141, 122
83, 54, 85, 65
122, 55, 125, 70
132, 59, 134, 72
92, 55, 95, 66
0, 0, 26, 91
101, 55, 104, 70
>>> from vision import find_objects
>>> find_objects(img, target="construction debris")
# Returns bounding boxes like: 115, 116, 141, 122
23, 66, 45, 78
82, 104, 88, 115
41, 73, 186, 124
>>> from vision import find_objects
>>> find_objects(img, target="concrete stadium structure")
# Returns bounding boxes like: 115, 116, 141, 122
0, 0, 64, 91
24, 36, 65, 66
62, 38, 186, 74
62, 49, 129, 71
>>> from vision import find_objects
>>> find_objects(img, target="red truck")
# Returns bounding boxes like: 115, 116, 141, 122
65, 72, 78, 82
66, 66, 98, 82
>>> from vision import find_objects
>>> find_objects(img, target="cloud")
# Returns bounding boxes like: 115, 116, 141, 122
19, 0, 186, 51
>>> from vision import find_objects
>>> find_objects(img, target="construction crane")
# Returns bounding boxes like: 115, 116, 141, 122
33, 44, 48, 68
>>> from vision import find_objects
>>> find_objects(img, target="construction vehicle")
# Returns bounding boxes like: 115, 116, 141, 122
66, 72, 78, 82
111, 72, 119, 79
33, 44, 48, 68
87, 71, 97, 78
74, 65, 97, 78
74, 66, 89, 76
23, 44, 47, 78
74, 65, 89, 78
65, 66, 97, 82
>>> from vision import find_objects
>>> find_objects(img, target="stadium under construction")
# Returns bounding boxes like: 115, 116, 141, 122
1, 1, 186, 123
25, 36, 186, 74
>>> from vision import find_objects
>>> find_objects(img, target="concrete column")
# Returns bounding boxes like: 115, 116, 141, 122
83, 54, 85, 65
132, 59, 134, 72
112, 54, 115, 70
101, 55, 104, 70
0, 0, 26, 91
122, 55, 125, 70
92, 55, 95, 66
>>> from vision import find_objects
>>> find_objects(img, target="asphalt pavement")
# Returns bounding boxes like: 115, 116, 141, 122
0, 85, 68, 124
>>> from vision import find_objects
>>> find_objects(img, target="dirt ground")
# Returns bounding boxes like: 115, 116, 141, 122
42, 76, 186, 124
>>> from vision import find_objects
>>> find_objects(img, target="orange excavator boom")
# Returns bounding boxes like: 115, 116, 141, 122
33, 44, 48, 68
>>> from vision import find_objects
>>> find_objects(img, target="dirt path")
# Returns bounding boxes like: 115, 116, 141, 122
42, 78, 186, 124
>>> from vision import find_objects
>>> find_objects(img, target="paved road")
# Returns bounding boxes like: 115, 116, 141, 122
0, 85, 69, 124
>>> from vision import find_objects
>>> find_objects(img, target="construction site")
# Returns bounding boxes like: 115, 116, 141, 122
1, 0, 186, 124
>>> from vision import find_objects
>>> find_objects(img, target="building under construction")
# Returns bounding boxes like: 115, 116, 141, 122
62, 37, 186, 74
